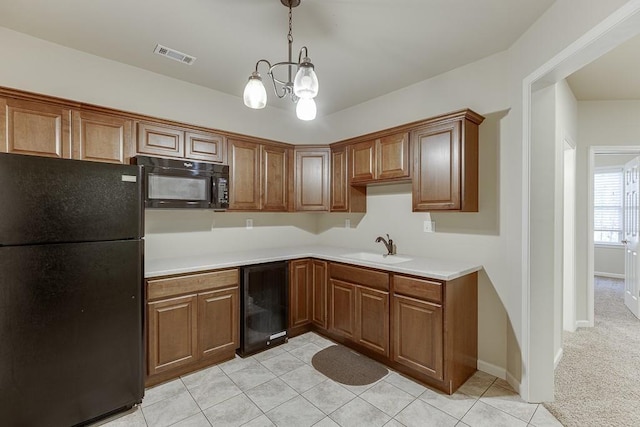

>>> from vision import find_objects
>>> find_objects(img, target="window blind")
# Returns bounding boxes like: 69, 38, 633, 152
594, 169, 623, 243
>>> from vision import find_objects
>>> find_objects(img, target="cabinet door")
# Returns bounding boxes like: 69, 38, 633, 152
357, 286, 389, 356
392, 294, 443, 380
289, 259, 311, 328
228, 139, 261, 210
185, 131, 226, 163
377, 132, 409, 180
72, 110, 133, 164
311, 259, 328, 329
2, 98, 71, 158
330, 147, 348, 211
147, 294, 198, 376
411, 120, 462, 211
295, 148, 329, 211
198, 287, 239, 360
137, 121, 185, 158
329, 279, 356, 340
262, 144, 289, 211
330, 147, 366, 213
350, 140, 375, 184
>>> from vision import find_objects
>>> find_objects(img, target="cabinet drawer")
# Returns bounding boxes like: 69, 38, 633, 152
393, 275, 442, 303
148, 269, 239, 300
330, 263, 389, 291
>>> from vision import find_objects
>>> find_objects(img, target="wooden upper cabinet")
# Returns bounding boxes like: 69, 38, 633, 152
350, 140, 376, 184
295, 148, 329, 212
349, 132, 410, 185
411, 111, 483, 211
137, 121, 185, 158
185, 131, 226, 164
330, 146, 366, 213
262, 144, 289, 212
72, 110, 133, 164
377, 132, 409, 180
1, 98, 71, 159
228, 138, 261, 210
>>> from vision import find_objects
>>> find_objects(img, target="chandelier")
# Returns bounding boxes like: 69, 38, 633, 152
243, 0, 319, 121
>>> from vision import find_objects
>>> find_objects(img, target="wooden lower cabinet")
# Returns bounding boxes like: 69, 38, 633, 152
310, 259, 328, 329
289, 259, 328, 335
357, 286, 389, 356
198, 287, 238, 360
145, 269, 239, 386
328, 263, 390, 357
392, 294, 443, 380
329, 279, 357, 340
147, 294, 198, 376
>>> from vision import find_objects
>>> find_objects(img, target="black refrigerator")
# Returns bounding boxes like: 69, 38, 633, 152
0, 153, 145, 426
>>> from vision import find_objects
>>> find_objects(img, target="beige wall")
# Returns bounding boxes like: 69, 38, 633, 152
1, 0, 639, 402
594, 245, 625, 277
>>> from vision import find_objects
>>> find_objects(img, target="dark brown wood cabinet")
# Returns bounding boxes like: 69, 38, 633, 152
391, 272, 477, 393
198, 287, 239, 361
145, 269, 239, 386
350, 131, 410, 185
311, 259, 328, 330
289, 258, 328, 335
392, 293, 443, 380
289, 259, 312, 331
147, 293, 198, 376
329, 263, 390, 357
411, 110, 483, 211
228, 138, 289, 211
330, 145, 366, 212
262, 144, 289, 211
1, 97, 72, 159
377, 132, 410, 180
294, 148, 330, 211
185, 130, 226, 163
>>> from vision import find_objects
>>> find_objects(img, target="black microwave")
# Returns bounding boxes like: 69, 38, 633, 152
133, 156, 229, 209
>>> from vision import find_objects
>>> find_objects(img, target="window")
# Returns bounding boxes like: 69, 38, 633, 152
594, 168, 624, 243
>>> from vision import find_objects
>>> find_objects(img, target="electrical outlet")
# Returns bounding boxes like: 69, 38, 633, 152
345, 219, 351, 228
423, 220, 435, 232
246, 219, 253, 229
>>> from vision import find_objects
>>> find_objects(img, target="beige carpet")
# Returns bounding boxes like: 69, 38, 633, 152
544, 277, 640, 426
311, 344, 388, 386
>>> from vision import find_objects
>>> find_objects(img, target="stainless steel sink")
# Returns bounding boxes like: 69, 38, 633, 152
342, 252, 413, 264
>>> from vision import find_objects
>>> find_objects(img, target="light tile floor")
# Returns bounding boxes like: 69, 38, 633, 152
96, 332, 562, 427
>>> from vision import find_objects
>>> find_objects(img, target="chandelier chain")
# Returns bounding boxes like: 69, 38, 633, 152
287, 5, 293, 43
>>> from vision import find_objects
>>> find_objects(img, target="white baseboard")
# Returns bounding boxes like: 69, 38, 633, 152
506, 370, 523, 396
477, 359, 506, 380
576, 320, 591, 328
594, 271, 624, 279
554, 348, 563, 369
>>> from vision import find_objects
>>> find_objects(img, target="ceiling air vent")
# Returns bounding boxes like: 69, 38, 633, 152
153, 44, 196, 65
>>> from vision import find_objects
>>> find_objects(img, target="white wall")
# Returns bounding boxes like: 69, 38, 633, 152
594, 245, 625, 277
556, 79, 578, 353
576, 101, 640, 318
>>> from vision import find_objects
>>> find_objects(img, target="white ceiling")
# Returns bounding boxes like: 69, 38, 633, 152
0, 0, 559, 116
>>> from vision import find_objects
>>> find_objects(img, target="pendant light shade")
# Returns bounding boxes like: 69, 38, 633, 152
243, 72, 267, 109
293, 58, 318, 99
296, 97, 316, 121
243, 0, 318, 120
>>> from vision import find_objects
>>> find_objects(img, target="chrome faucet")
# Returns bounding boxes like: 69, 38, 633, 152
375, 234, 396, 256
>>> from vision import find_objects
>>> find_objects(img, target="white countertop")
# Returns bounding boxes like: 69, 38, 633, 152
145, 245, 481, 281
